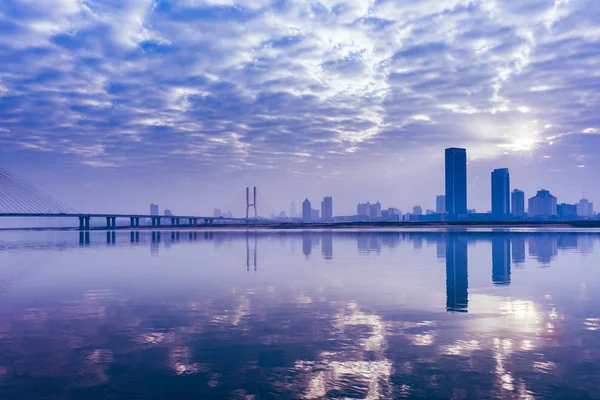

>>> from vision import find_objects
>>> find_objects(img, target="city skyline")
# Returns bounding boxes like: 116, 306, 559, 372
0, 1, 599, 216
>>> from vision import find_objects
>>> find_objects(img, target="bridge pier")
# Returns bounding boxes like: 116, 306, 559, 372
106, 217, 116, 229
79, 216, 91, 230
151, 217, 161, 226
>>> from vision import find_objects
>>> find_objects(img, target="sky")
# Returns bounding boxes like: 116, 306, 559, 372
1, 0, 600, 217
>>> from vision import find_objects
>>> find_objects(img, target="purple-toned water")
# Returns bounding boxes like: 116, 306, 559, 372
0, 229, 599, 399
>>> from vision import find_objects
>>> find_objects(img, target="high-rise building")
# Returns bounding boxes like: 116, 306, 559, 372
491, 168, 510, 215
413, 206, 423, 215
369, 202, 382, 218
528, 190, 557, 217
311, 209, 320, 220
290, 201, 296, 218
357, 202, 370, 217
213, 209, 222, 218
445, 148, 467, 214
577, 199, 594, 218
302, 199, 311, 221
321, 196, 333, 220
558, 203, 577, 218
511, 189, 525, 217
150, 204, 159, 216
436, 195, 446, 213
164, 209, 173, 216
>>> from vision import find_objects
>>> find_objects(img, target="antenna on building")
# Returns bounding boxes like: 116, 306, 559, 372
246, 186, 257, 219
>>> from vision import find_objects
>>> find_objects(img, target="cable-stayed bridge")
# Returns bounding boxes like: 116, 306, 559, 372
0, 167, 257, 229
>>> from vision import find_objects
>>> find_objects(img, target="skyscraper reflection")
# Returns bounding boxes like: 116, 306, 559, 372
302, 232, 312, 258
446, 235, 468, 313
492, 236, 511, 285
511, 235, 525, 266
529, 234, 558, 265
322, 231, 333, 260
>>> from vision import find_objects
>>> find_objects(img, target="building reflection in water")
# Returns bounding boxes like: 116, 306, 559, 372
302, 231, 312, 258
321, 231, 333, 260
492, 236, 511, 285
511, 235, 525, 266
529, 234, 558, 265
446, 235, 468, 313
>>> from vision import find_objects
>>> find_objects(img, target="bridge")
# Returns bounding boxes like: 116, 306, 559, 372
0, 167, 258, 230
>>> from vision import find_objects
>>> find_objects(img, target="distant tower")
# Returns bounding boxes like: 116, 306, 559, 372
321, 196, 333, 221
302, 198, 312, 221
491, 168, 510, 215
511, 189, 525, 217
445, 148, 467, 215
246, 187, 257, 219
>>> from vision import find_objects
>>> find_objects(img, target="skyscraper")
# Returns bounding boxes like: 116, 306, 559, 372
445, 148, 467, 215
150, 203, 159, 216
491, 168, 510, 215
528, 190, 557, 217
436, 195, 446, 213
321, 196, 333, 220
413, 206, 423, 215
302, 199, 311, 221
511, 189, 525, 217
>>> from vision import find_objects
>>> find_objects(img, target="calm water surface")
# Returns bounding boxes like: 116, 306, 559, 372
1, 229, 600, 399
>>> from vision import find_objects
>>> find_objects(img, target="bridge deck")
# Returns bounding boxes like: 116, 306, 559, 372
0, 213, 253, 221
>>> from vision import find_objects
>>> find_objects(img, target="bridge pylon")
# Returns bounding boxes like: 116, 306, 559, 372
246, 187, 257, 220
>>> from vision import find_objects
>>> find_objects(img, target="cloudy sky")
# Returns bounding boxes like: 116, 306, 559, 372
1, 0, 599, 216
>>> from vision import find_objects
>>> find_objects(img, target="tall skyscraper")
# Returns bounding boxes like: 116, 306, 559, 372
302, 199, 311, 221
528, 190, 557, 217
150, 203, 159, 216
511, 189, 525, 217
491, 168, 510, 215
445, 148, 467, 215
446, 235, 468, 313
436, 195, 446, 213
321, 196, 333, 220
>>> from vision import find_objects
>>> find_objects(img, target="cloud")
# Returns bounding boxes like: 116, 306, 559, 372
0, 0, 598, 191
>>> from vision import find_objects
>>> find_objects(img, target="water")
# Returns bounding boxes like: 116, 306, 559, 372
1, 229, 600, 399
